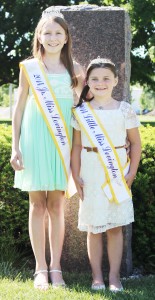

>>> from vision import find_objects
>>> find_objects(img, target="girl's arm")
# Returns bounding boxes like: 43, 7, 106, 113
125, 127, 141, 188
10, 68, 29, 171
71, 128, 84, 200
73, 62, 85, 101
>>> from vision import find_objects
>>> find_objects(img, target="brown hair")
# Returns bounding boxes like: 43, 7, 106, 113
76, 58, 118, 107
32, 16, 77, 87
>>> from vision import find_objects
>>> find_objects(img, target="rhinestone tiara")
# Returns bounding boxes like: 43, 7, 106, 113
88, 57, 115, 67
42, 6, 64, 19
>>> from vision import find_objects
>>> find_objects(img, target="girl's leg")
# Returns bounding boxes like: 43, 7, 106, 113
87, 232, 104, 285
47, 190, 65, 285
107, 226, 123, 288
29, 191, 48, 289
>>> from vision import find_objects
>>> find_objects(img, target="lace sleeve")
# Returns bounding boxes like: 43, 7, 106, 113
71, 113, 81, 131
120, 101, 141, 129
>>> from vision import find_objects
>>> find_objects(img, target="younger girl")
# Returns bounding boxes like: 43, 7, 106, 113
10, 8, 84, 290
71, 58, 141, 292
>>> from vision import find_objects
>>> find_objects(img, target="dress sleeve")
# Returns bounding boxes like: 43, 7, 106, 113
120, 101, 141, 129
71, 113, 81, 131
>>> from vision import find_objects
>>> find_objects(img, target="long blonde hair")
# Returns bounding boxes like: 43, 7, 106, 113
32, 16, 77, 87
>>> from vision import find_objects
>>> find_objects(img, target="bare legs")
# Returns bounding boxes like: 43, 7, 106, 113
87, 232, 104, 285
29, 191, 47, 271
47, 191, 65, 285
107, 227, 123, 288
87, 226, 123, 288
29, 190, 65, 288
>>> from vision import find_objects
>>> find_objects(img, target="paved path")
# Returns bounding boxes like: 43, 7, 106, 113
0, 106, 14, 119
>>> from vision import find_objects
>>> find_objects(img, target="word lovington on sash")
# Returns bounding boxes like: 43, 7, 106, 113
73, 102, 131, 204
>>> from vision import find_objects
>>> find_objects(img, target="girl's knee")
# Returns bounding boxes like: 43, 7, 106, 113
87, 232, 93, 239
47, 201, 64, 216
29, 192, 46, 216
107, 226, 123, 236
87, 232, 102, 240
47, 192, 64, 216
29, 202, 46, 216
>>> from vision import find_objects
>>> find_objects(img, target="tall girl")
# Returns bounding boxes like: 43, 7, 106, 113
71, 58, 141, 292
10, 8, 84, 290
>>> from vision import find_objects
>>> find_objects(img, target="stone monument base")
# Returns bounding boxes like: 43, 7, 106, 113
46, 193, 133, 277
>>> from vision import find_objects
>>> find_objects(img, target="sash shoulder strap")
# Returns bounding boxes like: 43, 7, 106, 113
21, 58, 71, 190
73, 103, 131, 204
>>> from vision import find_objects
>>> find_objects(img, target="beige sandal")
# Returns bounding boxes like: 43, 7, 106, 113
34, 270, 49, 290
49, 269, 66, 288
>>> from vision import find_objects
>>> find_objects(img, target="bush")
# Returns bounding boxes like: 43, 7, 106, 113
0, 124, 30, 253
0, 124, 155, 273
0, 84, 10, 107
132, 125, 155, 273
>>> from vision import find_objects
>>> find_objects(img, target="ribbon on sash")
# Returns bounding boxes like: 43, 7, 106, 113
73, 102, 131, 204
20, 58, 76, 197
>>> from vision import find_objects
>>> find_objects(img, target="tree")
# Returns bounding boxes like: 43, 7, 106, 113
87, 0, 155, 91
0, 0, 154, 90
0, 0, 71, 86
129, 0, 155, 90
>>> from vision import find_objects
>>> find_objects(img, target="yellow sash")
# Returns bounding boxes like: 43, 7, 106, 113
73, 102, 131, 204
21, 58, 75, 197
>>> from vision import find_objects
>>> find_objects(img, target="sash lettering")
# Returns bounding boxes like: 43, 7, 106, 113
73, 103, 131, 204
20, 58, 73, 196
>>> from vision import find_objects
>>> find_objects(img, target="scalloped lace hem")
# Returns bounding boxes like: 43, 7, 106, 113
78, 220, 134, 234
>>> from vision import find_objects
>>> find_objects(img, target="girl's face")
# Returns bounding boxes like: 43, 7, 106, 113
87, 67, 118, 99
38, 20, 67, 55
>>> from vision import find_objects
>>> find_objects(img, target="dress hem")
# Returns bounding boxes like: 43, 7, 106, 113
13, 185, 66, 192
78, 219, 134, 234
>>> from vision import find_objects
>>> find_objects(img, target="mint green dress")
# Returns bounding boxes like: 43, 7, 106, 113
14, 72, 74, 191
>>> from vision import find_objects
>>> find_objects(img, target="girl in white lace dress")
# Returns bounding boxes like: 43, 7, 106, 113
71, 58, 141, 292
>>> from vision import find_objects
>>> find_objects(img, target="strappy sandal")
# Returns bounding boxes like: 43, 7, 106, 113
34, 269, 49, 290
49, 269, 66, 288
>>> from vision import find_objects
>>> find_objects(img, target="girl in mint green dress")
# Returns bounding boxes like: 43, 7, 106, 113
10, 9, 84, 290
14, 71, 73, 191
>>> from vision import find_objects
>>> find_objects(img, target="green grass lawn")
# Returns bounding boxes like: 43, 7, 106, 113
0, 273, 155, 300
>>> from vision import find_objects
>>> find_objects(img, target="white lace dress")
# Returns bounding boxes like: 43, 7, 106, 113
71, 101, 140, 234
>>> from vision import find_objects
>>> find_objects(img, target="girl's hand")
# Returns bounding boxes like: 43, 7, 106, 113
75, 176, 84, 200
125, 172, 135, 189
10, 150, 24, 171
124, 138, 130, 156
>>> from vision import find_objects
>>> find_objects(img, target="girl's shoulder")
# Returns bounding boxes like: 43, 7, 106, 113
73, 61, 85, 98
73, 61, 85, 76
120, 100, 133, 112
120, 100, 138, 119
120, 100, 131, 108
20, 57, 36, 67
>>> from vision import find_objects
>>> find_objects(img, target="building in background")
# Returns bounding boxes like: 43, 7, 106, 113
131, 86, 143, 115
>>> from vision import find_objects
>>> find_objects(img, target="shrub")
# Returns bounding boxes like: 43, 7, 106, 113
0, 124, 155, 273
132, 125, 155, 273
0, 124, 30, 253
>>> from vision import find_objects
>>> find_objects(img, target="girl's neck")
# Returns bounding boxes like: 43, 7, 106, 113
91, 97, 118, 110
93, 96, 113, 105
42, 54, 65, 74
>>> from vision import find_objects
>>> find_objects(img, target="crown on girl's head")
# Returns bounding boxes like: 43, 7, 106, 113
88, 57, 115, 67
42, 6, 64, 19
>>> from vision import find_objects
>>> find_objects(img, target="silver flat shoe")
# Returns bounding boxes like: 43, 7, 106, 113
91, 283, 105, 291
34, 269, 49, 290
109, 283, 123, 292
